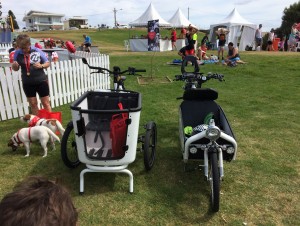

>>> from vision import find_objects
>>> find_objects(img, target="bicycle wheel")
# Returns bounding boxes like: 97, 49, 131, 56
61, 121, 81, 168
209, 151, 220, 212
143, 121, 157, 171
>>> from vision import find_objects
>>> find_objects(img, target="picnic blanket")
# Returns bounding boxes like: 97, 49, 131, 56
167, 59, 207, 66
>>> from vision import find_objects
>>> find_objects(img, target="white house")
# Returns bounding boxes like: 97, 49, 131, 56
63, 16, 89, 30
23, 11, 65, 31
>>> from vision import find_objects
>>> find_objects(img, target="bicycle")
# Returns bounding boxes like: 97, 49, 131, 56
174, 55, 237, 212
60, 58, 157, 193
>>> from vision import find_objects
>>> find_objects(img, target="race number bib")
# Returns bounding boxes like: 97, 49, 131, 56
30, 52, 41, 64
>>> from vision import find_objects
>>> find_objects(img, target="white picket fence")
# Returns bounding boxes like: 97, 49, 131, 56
0, 43, 12, 49
0, 54, 110, 121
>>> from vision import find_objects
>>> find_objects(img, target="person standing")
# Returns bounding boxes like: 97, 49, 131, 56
11, 34, 51, 115
215, 28, 229, 60
255, 24, 263, 51
44, 40, 59, 63
201, 33, 209, 46
288, 23, 298, 51
171, 28, 177, 51
82, 34, 92, 52
180, 27, 187, 39
178, 25, 198, 59
193, 30, 198, 51
9, 40, 17, 63
267, 28, 275, 51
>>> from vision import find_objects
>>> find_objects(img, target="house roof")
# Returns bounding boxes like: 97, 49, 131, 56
167, 8, 197, 28
129, 3, 170, 27
67, 16, 88, 21
23, 10, 65, 21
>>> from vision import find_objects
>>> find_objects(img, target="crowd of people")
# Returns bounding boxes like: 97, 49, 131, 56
170, 21, 299, 66
255, 23, 299, 52
175, 25, 245, 66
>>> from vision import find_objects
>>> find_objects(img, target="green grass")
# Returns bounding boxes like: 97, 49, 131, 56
1, 29, 300, 225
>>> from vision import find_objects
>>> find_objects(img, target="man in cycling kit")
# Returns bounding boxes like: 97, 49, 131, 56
82, 34, 92, 52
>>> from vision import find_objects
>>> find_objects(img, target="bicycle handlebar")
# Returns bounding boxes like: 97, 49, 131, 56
174, 72, 224, 82
82, 58, 146, 76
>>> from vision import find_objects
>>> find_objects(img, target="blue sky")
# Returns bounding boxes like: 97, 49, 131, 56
2, 0, 298, 31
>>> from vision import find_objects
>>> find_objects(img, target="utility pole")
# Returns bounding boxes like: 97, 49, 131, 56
113, 7, 122, 27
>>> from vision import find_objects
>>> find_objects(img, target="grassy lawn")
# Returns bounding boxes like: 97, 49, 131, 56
1, 29, 299, 225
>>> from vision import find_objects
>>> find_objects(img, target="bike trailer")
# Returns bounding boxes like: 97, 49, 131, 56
179, 88, 237, 162
70, 90, 141, 166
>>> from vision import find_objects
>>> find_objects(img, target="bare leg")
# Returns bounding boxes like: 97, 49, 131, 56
221, 47, 224, 59
40, 96, 51, 112
27, 97, 39, 115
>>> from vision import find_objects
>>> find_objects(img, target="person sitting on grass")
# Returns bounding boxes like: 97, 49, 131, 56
0, 176, 78, 226
197, 43, 210, 61
224, 42, 245, 66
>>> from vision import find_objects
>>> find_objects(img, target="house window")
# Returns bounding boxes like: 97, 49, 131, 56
29, 19, 32, 23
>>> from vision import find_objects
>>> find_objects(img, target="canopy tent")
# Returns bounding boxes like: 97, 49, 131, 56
129, 3, 171, 27
209, 8, 256, 51
167, 8, 197, 28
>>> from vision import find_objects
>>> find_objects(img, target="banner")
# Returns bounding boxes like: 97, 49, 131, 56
148, 20, 160, 51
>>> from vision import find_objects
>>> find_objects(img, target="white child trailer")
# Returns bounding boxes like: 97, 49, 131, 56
70, 90, 156, 193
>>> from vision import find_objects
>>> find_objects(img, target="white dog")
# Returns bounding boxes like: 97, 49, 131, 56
8, 126, 60, 157
20, 114, 65, 136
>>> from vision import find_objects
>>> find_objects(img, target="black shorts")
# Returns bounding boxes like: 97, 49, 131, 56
267, 40, 273, 45
255, 37, 262, 46
23, 81, 50, 98
84, 43, 91, 47
179, 46, 186, 54
218, 40, 226, 46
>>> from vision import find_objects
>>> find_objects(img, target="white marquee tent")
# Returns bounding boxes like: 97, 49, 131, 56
129, 3, 171, 27
209, 8, 256, 51
167, 8, 197, 28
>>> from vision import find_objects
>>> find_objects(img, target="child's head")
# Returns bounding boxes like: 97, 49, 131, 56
0, 176, 78, 226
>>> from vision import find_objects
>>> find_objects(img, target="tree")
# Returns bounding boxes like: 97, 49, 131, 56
277, 1, 300, 38
6, 10, 19, 30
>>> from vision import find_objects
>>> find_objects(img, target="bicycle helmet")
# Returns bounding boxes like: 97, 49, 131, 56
34, 42, 43, 49
65, 41, 76, 53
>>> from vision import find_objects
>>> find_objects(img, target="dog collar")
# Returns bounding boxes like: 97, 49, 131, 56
29, 116, 40, 127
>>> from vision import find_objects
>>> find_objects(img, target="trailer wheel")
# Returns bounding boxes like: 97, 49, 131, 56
61, 121, 81, 168
143, 121, 157, 171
